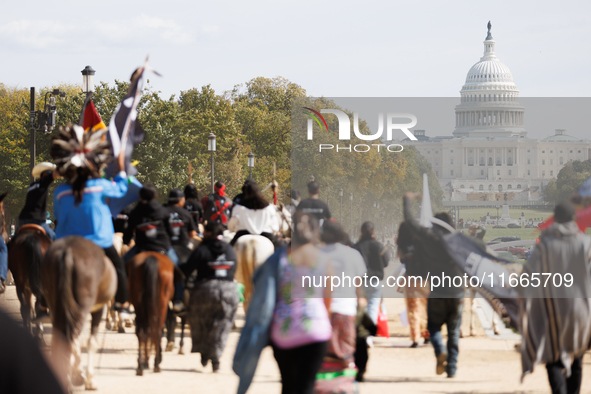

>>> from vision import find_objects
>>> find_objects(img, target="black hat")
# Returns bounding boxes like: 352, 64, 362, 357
168, 189, 185, 204
554, 201, 576, 224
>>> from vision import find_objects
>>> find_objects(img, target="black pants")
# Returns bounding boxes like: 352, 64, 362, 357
355, 337, 369, 380
103, 246, 129, 304
546, 357, 583, 394
272, 341, 327, 394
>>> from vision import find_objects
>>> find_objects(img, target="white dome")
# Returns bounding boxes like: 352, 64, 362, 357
465, 59, 514, 84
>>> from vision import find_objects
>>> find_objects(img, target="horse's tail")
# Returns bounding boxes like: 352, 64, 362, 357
141, 255, 160, 351
53, 246, 82, 342
236, 240, 256, 310
22, 234, 43, 298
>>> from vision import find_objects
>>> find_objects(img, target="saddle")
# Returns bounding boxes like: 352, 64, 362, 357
17, 223, 46, 236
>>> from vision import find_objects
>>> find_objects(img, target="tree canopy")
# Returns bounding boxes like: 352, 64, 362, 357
0, 77, 442, 238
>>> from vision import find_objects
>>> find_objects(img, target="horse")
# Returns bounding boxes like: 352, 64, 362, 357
127, 251, 174, 376
233, 235, 275, 311
7, 224, 52, 338
165, 239, 200, 354
41, 236, 116, 391
105, 232, 133, 333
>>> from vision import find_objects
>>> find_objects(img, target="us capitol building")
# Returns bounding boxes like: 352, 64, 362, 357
404, 22, 591, 204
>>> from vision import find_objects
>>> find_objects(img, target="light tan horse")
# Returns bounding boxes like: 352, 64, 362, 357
234, 235, 275, 311
42, 236, 117, 390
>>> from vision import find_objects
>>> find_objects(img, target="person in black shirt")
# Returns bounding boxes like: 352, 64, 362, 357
353, 221, 390, 324
183, 184, 204, 230
403, 192, 464, 378
180, 221, 238, 372
167, 188, 198, 263
296, 181, 331, 223
123, 184, 184, 311
17, 162, 59, 240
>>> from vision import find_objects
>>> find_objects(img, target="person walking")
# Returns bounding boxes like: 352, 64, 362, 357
397, 221, 430, 348
286, 189, 301, 216
180, 221, 238, 372
296, 181, 331, 224
353, 221, 390, 324
403, 192, 464, 378
227, 180, 279, 246
233, 210, 332, 394
320, 221, 366, 366
520, 201, 591, 394
17, 162, 59, 240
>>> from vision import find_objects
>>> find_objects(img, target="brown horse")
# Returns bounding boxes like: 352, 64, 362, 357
42, 236, 117, 390
127, 252, 174, 376
7, 224, 52, 336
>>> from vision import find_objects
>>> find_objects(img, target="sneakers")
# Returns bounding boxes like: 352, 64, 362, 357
410, 342, 419, 348
0, 279, 5, 294
424, 337, 430, 345
436, 352, 448, 375
172, 300, 186, 313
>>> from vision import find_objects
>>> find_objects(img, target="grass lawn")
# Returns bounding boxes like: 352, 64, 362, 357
458, 207, 553, 222
457, 207, 553, 241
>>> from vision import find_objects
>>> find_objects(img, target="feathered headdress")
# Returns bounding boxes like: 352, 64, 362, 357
50, 123, 112, 184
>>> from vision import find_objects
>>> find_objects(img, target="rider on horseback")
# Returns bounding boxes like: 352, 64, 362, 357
183, 184, 204, 231
50, 125, 134, 318
202, 181, 232, 227
227, 180, 279, 246
0, 192, 7, 294
17, 162, 59, 240
123, 184, 184, 312
167, 188, 200, 260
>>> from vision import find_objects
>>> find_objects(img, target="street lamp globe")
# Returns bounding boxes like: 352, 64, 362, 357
247, 151, 255, 168
349, 192, 353, 201
208, 132, 217, 152
81, 65, 96, 94
339, 188, 343, 197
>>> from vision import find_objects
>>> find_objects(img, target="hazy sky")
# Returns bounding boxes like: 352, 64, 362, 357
2, 0, 590, 99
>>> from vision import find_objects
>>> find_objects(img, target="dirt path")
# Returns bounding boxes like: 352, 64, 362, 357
2, 285, 590, 393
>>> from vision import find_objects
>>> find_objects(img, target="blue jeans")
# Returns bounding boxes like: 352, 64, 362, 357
427, 297, 464, 376
0, 237, 7, 281
124, 246, 182, 300
364, 280, 384, 324
17, 218, 55, 241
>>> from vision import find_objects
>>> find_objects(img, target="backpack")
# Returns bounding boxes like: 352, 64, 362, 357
204, 193, 232, 225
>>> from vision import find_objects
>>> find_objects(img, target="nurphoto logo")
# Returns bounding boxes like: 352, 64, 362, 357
303, 107, 416, 153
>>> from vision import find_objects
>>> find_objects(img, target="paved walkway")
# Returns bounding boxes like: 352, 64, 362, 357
2, 285, 590, 393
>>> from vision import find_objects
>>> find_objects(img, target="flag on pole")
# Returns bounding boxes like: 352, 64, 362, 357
104, 60, 148, 178
419, 173, 433, 228
80, 98, 106, 132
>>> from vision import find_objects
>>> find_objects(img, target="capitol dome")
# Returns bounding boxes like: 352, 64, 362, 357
453, 22, 526, 139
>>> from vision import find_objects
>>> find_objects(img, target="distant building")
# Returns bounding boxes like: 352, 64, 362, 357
404, 23, 591, 203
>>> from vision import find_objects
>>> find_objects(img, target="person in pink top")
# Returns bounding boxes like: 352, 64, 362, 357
270, 210, 332, 394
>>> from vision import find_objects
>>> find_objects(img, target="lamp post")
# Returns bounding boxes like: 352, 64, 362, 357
339, 188, 343, 223
247, 152, 255, 180
208, 132, 216, 193
29, 87, 67, 182
349, 192, 353, 236
81, 65, 95, 96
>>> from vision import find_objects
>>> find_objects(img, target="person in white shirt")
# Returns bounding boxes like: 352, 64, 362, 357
228, 180, 280, 246
320, 220, 367, 367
